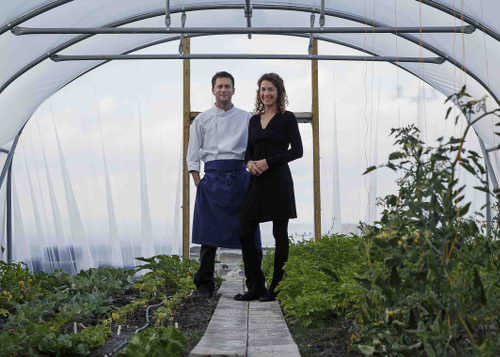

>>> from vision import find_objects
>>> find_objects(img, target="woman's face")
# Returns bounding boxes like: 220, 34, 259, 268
259, 80, 278, 108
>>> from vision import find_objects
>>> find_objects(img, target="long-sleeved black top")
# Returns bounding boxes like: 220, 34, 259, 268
244, 110, 303, 168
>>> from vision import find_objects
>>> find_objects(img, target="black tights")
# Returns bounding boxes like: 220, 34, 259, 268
240, 219, 289, 295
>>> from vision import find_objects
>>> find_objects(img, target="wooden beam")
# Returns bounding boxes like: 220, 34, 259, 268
190, 111, 313, 123
182, 37, 191, 259
311, 38, 321, 242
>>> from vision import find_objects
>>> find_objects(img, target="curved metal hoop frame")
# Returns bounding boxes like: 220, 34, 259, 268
1, 0, 498, 259
0, 2, 498, 187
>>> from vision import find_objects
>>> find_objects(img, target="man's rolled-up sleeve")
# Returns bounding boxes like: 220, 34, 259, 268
187, 116, 202, 172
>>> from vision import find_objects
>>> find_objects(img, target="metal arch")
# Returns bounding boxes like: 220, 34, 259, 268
0, 0, 497, 252
0, 0, 75, 35
1, 2, 499, 190
48, 42, 500, 193
2, 0, 498, 41
3, 5, 499, 188
0, 125, 24, 191
417, 0, 500, 42
55, 33, 452, 105
42, 33, 500, 192
1, 3, 498, 107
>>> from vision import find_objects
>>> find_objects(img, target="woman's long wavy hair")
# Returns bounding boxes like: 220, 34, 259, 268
254, 73, 288, 114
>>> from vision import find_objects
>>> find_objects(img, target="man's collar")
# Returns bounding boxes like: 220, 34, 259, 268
213, 103, 234, 112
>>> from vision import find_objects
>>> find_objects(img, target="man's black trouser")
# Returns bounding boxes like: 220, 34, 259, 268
194, 244, 263, 293
193, 245, 217, 293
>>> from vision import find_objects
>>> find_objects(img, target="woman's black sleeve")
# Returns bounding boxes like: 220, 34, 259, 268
244, 117, 254, 163
267, 112, 303, 168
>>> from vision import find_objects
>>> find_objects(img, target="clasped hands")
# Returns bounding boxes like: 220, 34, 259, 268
247, 159, 269, 176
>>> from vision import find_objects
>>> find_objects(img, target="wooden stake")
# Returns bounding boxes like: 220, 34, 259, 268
311, 38, 322, 241
182, 37, 191, 259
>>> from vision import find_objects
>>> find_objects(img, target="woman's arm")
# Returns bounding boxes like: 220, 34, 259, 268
244, 117, 262, 175
244, 117, 254, 163
266, 112, 303, 168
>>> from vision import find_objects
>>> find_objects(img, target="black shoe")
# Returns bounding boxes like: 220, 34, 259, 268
233, 291, 264, 301
259, 291, 277, 302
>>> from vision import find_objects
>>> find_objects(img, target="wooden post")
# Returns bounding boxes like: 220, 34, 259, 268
182, 37, 191, 259
311, 38, 322, 241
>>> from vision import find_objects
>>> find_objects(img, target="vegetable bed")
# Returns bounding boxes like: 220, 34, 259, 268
0, 255, 205, 357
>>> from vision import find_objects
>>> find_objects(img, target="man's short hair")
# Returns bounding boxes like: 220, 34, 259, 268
211, 71, 235, 89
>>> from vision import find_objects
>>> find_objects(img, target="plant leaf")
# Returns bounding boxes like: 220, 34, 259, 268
445, 106, 452, 119
363, 166, 377, 175
357, 345, 375, 355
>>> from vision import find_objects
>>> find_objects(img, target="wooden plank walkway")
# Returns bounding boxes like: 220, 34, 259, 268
190, 273, 300, 357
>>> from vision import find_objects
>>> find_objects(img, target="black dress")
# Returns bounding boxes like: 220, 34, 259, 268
241, 111, 303, 222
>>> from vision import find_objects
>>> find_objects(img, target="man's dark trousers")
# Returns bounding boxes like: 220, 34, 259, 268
194, 245, 217, 294
194, 244, 263, 294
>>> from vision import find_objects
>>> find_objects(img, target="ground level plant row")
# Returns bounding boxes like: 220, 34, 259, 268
0, 255, 204, 356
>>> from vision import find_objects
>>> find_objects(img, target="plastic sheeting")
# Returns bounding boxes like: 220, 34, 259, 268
1, 1, 499, 159
0, 1, 498, 269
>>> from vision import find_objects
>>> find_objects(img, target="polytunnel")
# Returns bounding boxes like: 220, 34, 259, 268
0, 0, 499, 272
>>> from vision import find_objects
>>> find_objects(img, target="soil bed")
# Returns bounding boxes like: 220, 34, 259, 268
287, 315, 363, 357
93, 291, 219, 356
94, 290, 155, 356
175, 293, 220, 356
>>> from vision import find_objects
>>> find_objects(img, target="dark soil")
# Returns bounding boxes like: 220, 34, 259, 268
95, 297, 156, 357
287, 315, 363, 357
93, 290, 219, 356
174, 292, 220, 356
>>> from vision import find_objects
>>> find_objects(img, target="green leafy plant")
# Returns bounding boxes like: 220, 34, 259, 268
0, 265, 135, 356
355, 87, 500, 355
0, 261, 44, 314
268, 88, 500, 356
134, 255, 198, 298
118, 326, 187, 357
263, 235, 367, 327
0, 252, 199, 356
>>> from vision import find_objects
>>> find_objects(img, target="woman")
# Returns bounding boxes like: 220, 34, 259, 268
234, 73, 303, 302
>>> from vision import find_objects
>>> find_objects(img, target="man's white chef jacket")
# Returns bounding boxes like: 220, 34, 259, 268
187, 105, 252, 172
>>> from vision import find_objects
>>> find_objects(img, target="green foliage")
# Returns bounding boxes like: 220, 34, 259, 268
134, 255, 199, 326
34, 323, 111, 356
0, 261, 44, 314
353, 88, 500, 355
0, 254, 198, 356
134, 255, 198, 298
263, 235, 366, 327
111, 298, 149, 324
270, 88, 500, 356
118, 326, 187, 357
0, 266, 134, 356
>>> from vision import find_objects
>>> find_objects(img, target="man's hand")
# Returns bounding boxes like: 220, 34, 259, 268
190, 171, 201, 186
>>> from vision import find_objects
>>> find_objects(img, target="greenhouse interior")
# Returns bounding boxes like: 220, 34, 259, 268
0, 1, 499, 356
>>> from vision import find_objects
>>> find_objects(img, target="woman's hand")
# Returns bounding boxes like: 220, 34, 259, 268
247, 159, 269, 175
247, 160, 259, 175
254, 159, 269, 174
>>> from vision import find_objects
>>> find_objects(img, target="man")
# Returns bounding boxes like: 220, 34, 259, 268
187, 71, 261, 298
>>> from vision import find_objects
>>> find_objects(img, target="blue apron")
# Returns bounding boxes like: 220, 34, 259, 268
192, 160, 261, 249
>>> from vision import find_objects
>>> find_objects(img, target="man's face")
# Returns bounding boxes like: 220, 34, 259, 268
212, 77, 235, 106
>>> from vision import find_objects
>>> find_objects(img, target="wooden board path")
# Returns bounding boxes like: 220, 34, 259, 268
190, 273, 300, 357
